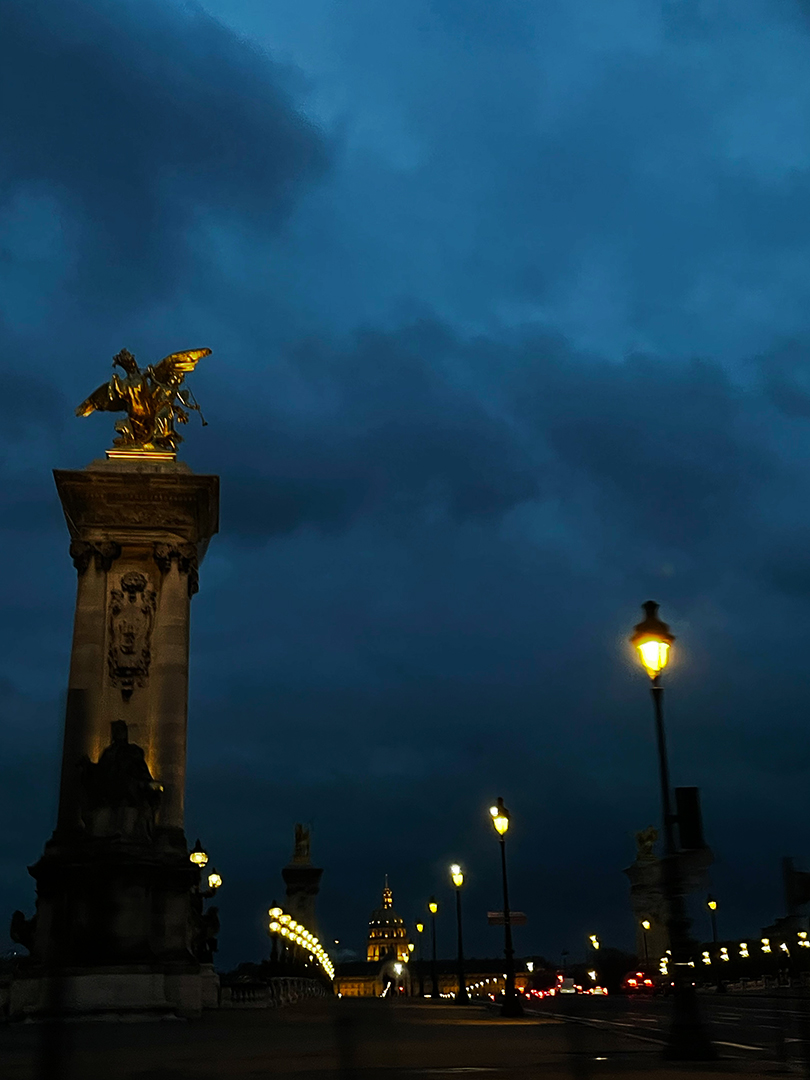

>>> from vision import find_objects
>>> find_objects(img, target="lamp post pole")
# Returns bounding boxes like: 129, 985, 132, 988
641, 921, 651, 966
450, 866, 469, 1003
707, 897, 718, 944
631, 601, 715, 1062
415, 921, 425, 997
499, 836, 522, 1016
489, 798, 522, 1017
428, 898, 439, 998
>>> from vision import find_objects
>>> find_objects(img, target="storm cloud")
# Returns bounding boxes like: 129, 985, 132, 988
3, 0, 810, 967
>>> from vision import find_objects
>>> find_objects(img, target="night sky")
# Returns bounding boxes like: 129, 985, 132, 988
3, 0, 810, 972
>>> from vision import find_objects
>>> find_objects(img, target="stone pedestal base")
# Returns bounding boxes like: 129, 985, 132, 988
9, 964, 219, 1020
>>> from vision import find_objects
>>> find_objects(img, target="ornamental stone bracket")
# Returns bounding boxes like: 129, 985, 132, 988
153, 542, 199, 597
69, 540, 122, 574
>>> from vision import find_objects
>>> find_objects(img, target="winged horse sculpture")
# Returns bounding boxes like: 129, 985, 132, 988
76, 348, 210, 452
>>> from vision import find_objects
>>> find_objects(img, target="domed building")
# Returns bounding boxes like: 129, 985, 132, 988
367, 877, 410, 963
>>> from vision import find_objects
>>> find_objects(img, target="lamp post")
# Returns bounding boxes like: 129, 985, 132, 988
268, 903, 283, 964
641, 920, 651, 966
490, 798, 523, 1017
450, 865, 469, 1003
706, 896, 718, 944
630, 601, 715, 1061
428, 897, 439, 998
415, 921, 425, 997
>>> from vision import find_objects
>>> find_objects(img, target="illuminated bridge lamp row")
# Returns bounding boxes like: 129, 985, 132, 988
267, 905, 335, 980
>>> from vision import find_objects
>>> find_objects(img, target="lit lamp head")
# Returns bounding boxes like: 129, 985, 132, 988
268, 905, 283, 919
589, 934, 600, 950
450, 864, 464, 888
408, 943, 415, 953
428, 897, 438, 915
207, 868, 222, 891
416, 922, 424, 934
489, 796, 510, 836
630, 601, 675, 680
641, 920, 651, 931
189, 838, 209, 868
707, 896, 718, 911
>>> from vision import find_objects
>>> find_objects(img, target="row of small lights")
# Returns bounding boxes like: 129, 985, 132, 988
652, 932, 809, 975
698, 932, 808, 965
268, 906, 335, 980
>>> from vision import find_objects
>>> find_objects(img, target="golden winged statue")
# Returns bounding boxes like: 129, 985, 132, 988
76, 348, 210, 453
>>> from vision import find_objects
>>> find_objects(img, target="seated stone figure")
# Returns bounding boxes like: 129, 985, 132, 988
10, 909, 36, 954
80, 720, 162, 840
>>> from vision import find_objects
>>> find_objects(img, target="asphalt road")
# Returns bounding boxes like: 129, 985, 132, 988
0, 995, 805, 1080
529, 989, 810, 1070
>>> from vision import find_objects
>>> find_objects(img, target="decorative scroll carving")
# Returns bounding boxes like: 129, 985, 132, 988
79, 720, 162, 841
70, 540, 122, 574
153, 541, 199, 597
108, 571, 157, 699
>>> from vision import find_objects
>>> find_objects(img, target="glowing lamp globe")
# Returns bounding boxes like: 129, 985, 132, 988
189, 839, 209, 867
490, 796, 510, 836
630, 601, 675, 679
428, 898, 438, 915
450, 864, 464, 888
207, 869, 222, 891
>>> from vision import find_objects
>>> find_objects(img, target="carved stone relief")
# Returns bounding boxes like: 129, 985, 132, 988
108, 571, 157, 699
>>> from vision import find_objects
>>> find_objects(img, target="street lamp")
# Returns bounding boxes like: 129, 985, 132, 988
706, 896, 718, 943
489, 798, 523, 1017
415, 921, 425, 996
589, 934, 600, 951
641, 920, 651, 966
630, 601, 715, 1061
450, 865, 469, 1003
428, 897, 439, 998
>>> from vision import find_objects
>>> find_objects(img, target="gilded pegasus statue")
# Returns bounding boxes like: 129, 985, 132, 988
76, 348, 210, 452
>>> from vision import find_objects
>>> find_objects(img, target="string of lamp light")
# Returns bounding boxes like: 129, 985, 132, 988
267, 905, 335, 980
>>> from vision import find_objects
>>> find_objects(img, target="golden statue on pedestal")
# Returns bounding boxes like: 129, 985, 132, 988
76, 348, 210, 453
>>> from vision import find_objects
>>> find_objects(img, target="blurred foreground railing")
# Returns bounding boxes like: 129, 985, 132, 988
220, 977, 331, 1009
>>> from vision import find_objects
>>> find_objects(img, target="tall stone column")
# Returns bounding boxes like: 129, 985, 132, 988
10, 456, 219, 1019
149, 543, 195, 834
56, 541, 120, 833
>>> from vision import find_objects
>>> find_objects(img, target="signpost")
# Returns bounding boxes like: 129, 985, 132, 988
487, 911, 528, 926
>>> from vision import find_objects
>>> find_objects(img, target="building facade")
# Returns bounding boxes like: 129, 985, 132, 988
367, 878, 410, 963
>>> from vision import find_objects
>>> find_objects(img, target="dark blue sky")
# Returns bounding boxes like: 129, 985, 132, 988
3, 0, 810, 970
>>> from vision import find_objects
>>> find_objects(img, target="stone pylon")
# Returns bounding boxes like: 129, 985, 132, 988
9, 455, 219, 1018
281, 824, 323, 938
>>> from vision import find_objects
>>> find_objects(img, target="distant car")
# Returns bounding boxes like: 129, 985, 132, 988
622, 971, 655, 995
558, 978, 578, 994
